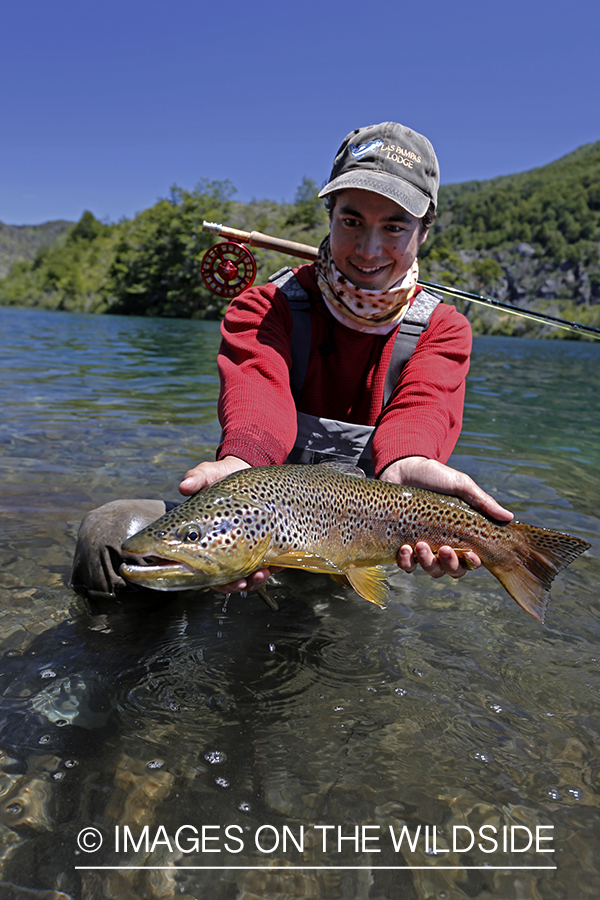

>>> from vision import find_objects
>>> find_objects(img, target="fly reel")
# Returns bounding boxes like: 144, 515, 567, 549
200, 241, 257, 298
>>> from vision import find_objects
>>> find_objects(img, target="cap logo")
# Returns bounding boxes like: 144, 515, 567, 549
381, 144, 422, 167
349, 140, 384, 160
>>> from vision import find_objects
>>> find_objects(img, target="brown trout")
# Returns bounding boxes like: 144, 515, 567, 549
120, 462, 590, 622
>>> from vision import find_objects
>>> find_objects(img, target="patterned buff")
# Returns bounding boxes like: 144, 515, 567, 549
314, 236, 419, 335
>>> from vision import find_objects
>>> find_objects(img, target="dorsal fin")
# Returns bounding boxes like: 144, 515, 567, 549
316, 461, 366, 479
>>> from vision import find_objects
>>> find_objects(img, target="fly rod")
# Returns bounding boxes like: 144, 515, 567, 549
202, 222, 319, 260
201, 221, 600, 340
418, 280, 600, 339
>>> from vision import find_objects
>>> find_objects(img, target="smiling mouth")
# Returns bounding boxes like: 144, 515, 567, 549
350, 262, 389, 276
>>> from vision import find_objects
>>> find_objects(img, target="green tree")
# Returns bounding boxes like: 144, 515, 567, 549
107, 180, 234, 318
0, 210, 115, 311
284, 177, 327, 231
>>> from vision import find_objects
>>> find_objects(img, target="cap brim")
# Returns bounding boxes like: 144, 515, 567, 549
318, 171, 431, 218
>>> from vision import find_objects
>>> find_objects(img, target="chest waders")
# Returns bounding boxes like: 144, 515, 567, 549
269, 268, 441, 477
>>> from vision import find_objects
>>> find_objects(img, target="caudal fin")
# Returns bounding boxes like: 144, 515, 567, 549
485, 523, 590, 623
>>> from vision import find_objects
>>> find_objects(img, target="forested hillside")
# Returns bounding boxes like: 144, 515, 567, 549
0, 220, 73, 279
0, 179, 329, 319
1, 143, 599, 336
420, 141, 600, 335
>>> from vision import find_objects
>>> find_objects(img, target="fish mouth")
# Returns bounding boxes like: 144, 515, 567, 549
126, 553, 191, 569
120, 552, 219, 589
123, 548, 216, 571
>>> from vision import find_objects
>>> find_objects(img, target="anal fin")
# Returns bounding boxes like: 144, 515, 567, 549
345, 566, 388, 608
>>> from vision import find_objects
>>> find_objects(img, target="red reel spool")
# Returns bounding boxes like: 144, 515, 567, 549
200, 241, 257, 298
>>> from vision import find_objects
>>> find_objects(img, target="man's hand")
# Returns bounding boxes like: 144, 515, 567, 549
179, 456, 251, 496
210, 566, 276, 596
379, 456, 513, 580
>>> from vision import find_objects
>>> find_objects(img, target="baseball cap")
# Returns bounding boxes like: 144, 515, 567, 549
318, 122, 439, 218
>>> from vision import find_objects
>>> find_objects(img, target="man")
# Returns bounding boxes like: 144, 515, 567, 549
71, 122, 511, 599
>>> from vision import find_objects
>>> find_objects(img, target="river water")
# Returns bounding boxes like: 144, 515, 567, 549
0, 306, 598, 900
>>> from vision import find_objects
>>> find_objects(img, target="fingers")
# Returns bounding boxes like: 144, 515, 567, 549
397, 544, 418, 574
435, 545, 481, 577
179, 469, 211, 495
211, 568, 272, 594
397, 542, 481, 580
452, 479, 513, 523
380, 457, 513, 523
179, 457, 251, 496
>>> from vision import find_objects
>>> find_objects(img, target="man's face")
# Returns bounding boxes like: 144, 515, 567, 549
328, 189, 429, 292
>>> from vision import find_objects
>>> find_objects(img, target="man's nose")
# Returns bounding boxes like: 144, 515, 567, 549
356, 228, 382, 259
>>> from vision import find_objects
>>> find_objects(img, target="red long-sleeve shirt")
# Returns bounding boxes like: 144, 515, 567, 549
217, 263, 472, 477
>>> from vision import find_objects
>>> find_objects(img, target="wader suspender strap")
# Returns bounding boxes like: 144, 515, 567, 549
382, 289, 443, 407
269, 267, 442, 407
269, 268, 312, 400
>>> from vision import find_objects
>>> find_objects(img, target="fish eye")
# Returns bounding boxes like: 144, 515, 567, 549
184, 529, 201, 543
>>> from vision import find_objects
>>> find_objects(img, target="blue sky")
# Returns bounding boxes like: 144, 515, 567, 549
2, 0, 598, 225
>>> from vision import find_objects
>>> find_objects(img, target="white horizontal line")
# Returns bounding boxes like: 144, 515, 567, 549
75, 865, 557, 871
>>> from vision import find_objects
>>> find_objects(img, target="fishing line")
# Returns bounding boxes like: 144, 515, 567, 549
418, 280, 600, 340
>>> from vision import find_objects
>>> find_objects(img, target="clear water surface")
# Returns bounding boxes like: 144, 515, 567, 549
0, 306, 599, 899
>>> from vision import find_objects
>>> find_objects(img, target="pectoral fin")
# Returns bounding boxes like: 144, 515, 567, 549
345, 566, 388, 608
243, 534, 275, 576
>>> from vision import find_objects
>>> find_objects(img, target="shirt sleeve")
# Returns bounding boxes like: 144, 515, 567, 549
370, 304, 472, 476
216, 282, 298, 466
